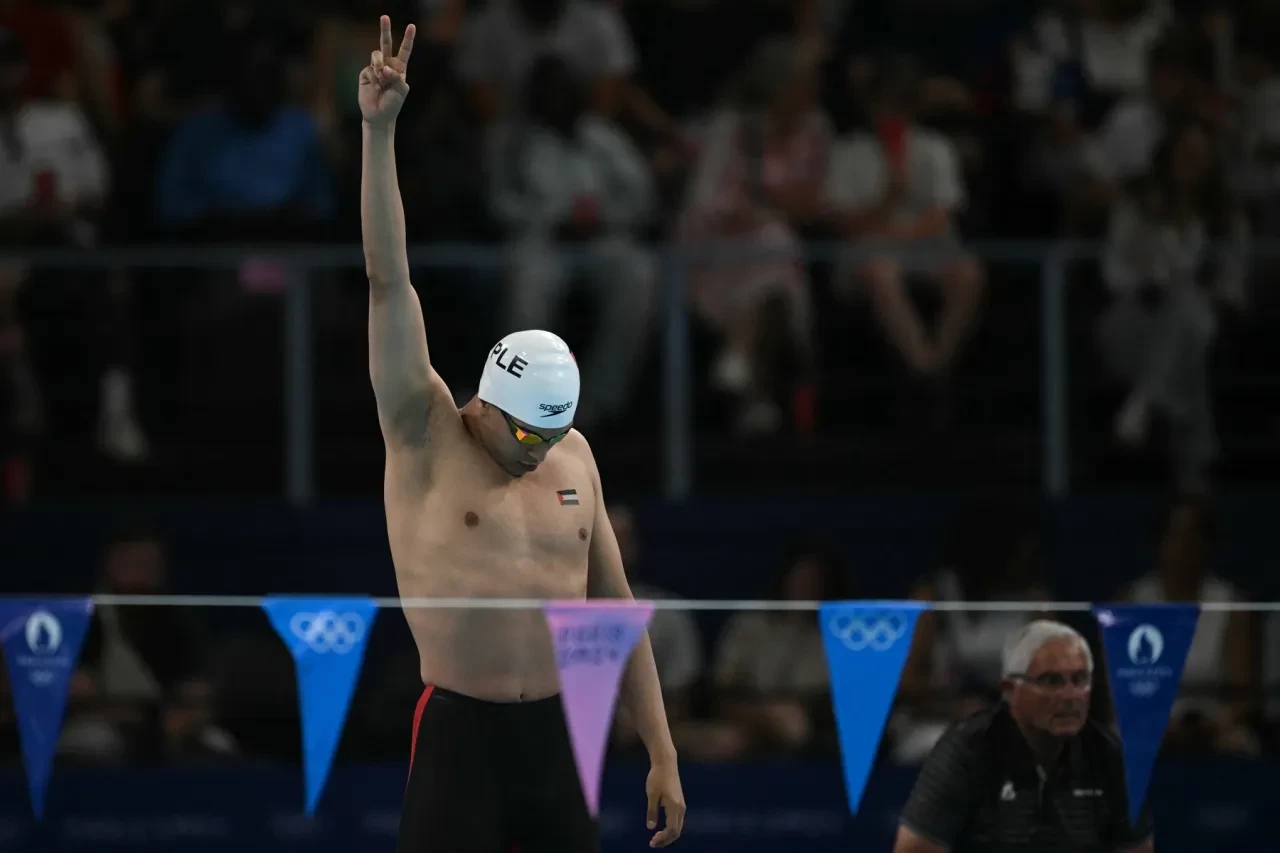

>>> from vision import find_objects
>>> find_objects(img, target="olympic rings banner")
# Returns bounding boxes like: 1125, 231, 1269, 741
263, 596, 378, 815
819, 601, 924, 815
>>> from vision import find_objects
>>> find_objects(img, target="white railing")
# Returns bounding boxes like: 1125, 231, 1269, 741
56, 594, 1280, 612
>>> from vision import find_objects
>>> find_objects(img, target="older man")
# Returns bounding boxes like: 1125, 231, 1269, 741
893, 620, 1155, 853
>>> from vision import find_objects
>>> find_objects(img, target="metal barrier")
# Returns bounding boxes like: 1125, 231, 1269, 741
4, 239, 1279, 503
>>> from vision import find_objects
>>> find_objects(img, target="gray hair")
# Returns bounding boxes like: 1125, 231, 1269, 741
1001, 620, 1093, 678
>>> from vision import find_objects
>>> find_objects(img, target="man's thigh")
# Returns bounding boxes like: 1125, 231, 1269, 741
397, 687, 506, 853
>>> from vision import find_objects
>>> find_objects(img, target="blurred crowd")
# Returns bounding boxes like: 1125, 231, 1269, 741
0, 0, 1277, 499
2, 492, 1279, 768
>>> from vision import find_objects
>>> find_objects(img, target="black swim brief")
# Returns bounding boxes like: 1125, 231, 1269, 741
397, 685, 599, 853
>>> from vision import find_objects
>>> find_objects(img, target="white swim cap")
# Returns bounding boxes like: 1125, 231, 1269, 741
477, 330, 580, 429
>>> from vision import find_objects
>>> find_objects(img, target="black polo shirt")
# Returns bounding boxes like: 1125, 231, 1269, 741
899, 703, 1153, 852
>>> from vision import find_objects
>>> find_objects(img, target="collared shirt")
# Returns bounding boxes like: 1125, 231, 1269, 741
900, 703, 1153, 853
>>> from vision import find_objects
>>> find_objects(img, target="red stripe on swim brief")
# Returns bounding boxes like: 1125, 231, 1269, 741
408, 684, 435, 775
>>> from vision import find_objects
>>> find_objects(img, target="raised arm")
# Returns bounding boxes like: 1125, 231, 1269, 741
360, 16, 449, 450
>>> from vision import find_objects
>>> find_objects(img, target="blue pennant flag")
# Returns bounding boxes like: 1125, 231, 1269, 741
1093, 603, 1199, 824
0, 598, 94, 819
819, 601, 924, 815
264, 596, 377, 815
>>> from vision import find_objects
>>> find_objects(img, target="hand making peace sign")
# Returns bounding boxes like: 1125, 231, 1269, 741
358, 15, 416, 127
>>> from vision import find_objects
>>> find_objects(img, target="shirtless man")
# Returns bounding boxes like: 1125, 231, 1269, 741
359, 16, 686, 852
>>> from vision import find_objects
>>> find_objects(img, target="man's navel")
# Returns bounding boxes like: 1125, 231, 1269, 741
464, 511, 479, 528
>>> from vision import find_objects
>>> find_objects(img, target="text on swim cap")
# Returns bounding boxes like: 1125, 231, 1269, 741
491, 343, 528, 378
539, 401, 573, 417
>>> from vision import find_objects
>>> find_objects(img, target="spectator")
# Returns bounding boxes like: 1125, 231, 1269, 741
1024, 0, 1174, 128
154, 36, 334, 237
825, 56, 986, 393
488, 54, 655, 427
1077, 33, 1201, 223
1115, 494, 1259, 756
458, 0, 636, 126
65, 526, 236, 763
0, 26, 148, 472
1097, 118, 1249, 489
678, 37, 826, 435
713, 537, 848, 756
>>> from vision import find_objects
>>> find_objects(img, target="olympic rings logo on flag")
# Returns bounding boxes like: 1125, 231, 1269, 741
289, 610, 367, 654
829, 611, 909, 652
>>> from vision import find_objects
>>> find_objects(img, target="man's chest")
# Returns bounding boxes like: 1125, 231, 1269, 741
960, 772, 1116, 853
405, 460, 596, 595
473, 475, 595, 565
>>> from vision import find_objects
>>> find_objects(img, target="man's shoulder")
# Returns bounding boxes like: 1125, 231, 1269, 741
561, 427, 592, 454
569, 427, 603, 469
932, 704, 1009, 761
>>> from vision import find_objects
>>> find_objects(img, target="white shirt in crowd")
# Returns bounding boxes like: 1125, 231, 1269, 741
1103, 198, 1250, 306
488, 114, 654, 236
1016, 0, 1172, 112
823, 127, 966, 228
1085, 96, 1166, 184
457, 0, 635, 107
0, 100, 108, 215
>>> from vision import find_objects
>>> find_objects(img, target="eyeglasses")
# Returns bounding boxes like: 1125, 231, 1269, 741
1011, 670, 1092, 691
503, 410, 570, 447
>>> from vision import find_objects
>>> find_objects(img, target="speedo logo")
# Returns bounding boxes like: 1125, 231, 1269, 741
539, 401, 573, 417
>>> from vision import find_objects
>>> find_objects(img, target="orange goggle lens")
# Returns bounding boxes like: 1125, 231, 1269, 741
506, 413, 569, 446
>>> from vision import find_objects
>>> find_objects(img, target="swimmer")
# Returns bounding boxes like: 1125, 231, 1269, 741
358, 16, 686, 852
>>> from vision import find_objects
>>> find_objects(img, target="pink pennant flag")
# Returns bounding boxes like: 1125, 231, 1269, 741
543, 600, 654, 816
